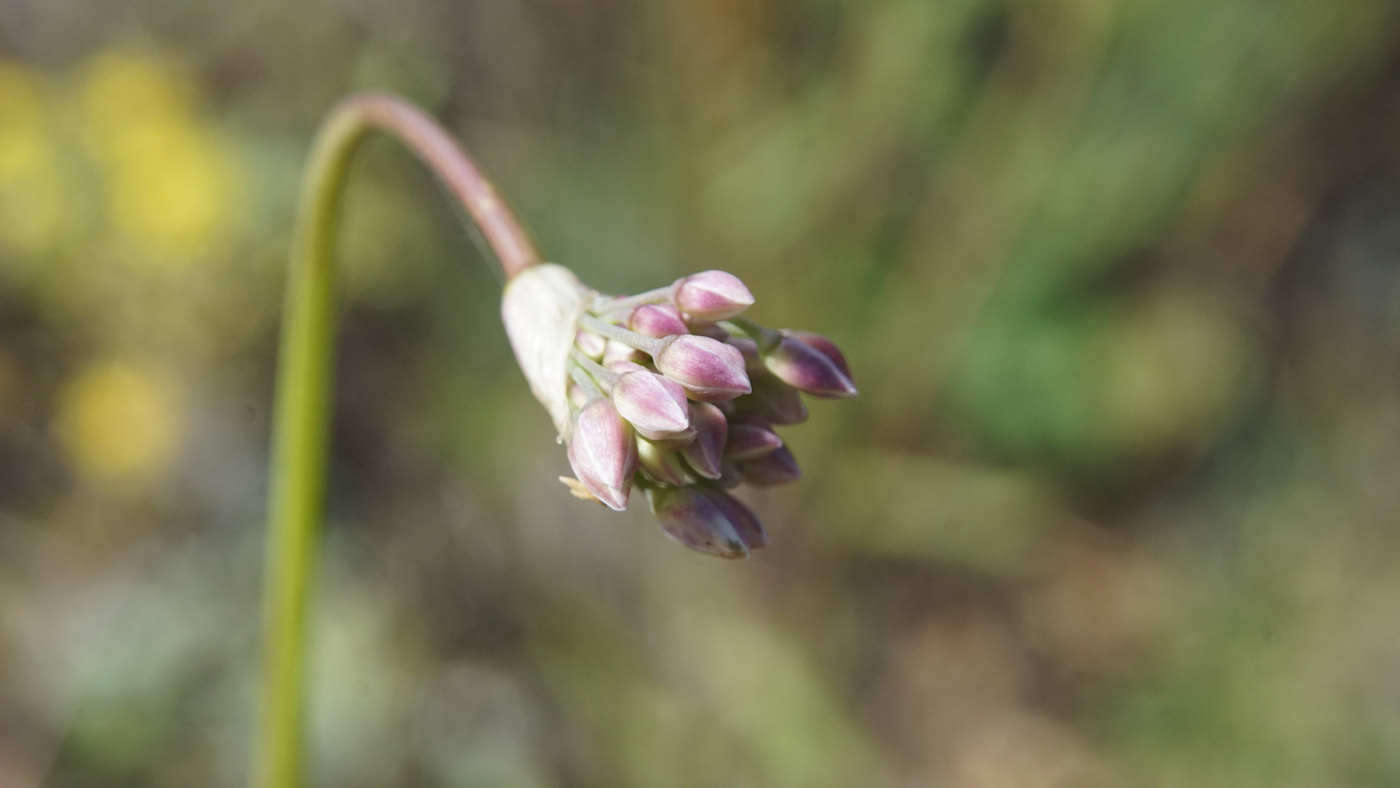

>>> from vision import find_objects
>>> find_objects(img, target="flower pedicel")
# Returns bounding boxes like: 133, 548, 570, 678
502, 265, 856, 558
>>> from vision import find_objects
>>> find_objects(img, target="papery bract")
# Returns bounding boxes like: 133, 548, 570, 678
502, 263, 595, 439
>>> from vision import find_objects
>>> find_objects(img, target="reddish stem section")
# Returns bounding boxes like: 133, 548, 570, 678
340, 92, 543, 280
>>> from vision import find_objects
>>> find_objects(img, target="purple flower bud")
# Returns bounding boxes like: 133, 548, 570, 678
762, 335, 857, 399
702, 488, 769, 550
637, 438, 690, 486
603, 339, 648, 367
740, 373, 808, 425
736, 445, 801, 486
574, 329, 607, 359
784, 330, 853, 381
725, 415, 784, 461
654, 335, 751, 402
613, 371, 691, 440
629, 304, 690, 338
567, 398, 637, 510
673, 270, 754, 322
680, 402, 726, 479
648, 486, 749, 558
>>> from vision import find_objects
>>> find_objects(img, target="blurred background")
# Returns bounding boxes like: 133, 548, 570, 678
1, 0, 1400, 786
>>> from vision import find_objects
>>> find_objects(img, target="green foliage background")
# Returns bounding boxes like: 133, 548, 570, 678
1, 0, 1399, 786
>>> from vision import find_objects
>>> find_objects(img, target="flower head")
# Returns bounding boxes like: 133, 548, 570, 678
501, 262, 854, 557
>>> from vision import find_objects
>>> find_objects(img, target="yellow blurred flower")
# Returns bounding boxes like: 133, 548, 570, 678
0, 60, 65, 256
57, 360, 184, 485
78, 51, 234, 263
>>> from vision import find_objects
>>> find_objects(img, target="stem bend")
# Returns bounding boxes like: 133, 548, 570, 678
254, 92, 540, 788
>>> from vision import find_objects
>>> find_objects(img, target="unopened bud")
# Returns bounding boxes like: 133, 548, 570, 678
762, 335, 857, 399
655, 335, 751, 402
736, 445, 801, 486
567, 398, 637, 510
629, 304, 689, 338
603, 339, 649, 367
637, 438, 690, 486
784, 330, 853, 381
613, 371, 691, 440
703, 488, 769, 550
648, 486, 748, 558
725, 415, 783, 461
741, 373, 809, 425
681, 402, 727, 479
574, 329, 607, 359
567, 382, 589, 409
674, 270, 754, 322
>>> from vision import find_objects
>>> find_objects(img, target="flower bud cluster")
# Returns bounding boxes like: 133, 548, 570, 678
503, 265, 855, 559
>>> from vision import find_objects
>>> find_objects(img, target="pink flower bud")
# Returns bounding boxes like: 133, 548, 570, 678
725, 414, 784, 461
680, 402, 726, 479
648, 486, 749, 558
736, 445, 801, 486
574, 329, 607, 359
629, 304, 689, 338
613, 371, 691, 440
762, 335, 857, 399
566, 398, 637, 510
673, 270, 754, 322
741, 373, 808, 425
654, 335, 751, 402
637, 438, 690, 486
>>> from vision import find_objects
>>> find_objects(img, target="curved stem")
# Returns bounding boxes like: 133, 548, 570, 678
254, 92, 541, 788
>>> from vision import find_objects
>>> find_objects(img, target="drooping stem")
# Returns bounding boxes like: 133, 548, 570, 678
255, 92, 541, 788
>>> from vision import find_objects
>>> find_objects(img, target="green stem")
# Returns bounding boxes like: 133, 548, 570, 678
254, 92, 541, 788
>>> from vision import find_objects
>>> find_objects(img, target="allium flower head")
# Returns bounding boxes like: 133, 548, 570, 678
501, 262, 854, 558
